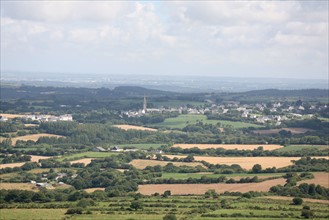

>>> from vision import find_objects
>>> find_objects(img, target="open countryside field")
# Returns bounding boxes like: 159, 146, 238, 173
117, 143, 165, 149
0, 209, 67, 220
0, 133, 64, 145
0, 162, 25, 169
253, 128, 314, 134
266, 196, 329, 204
172, 143, 283, 150
299, 172, 329, 188
0, 155, 50, 169
130, 159, 206, 169
24, 124, 39, 127
84, 187, 105, 193
58, 152, 116, 161
139, 178, 286, 195
70, 158, 96, 165
164, 155, 329, 170
0, 113, 27, 119
160, 172, 284, 180
113, 124, 157, 131
0, 183, 39, 191
150, 114, 263, 129
275, 145, 329, 152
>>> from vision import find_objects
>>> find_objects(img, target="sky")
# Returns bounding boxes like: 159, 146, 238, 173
1, 1, 328, 79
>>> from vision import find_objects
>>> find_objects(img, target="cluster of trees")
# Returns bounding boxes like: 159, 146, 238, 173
145, 163, 207, 173
270, 183, 329, 199
0, 154, 31, 164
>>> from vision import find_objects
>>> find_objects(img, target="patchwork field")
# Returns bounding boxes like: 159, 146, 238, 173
163, 155, 329, 170
70, 158, 96, 165
0, 133, 64, 145
138, 178, 286, 195
172, 144, 283, 151
113, 124, 157, 131
253, 128, 313, 134
298, 172, 329, 187
130, 159, 206, 169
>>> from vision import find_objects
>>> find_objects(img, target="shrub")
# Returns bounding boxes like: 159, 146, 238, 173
163, 214, 177, 220
292, 197, 303, 205
65, 208, 83, 215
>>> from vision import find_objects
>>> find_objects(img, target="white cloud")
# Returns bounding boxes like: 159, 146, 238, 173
1, 1, 328, 79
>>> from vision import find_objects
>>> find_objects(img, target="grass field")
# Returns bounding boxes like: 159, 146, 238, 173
117, 143, 165, 149
0, 209, 67, 220
160, 172, 284, 180
150, 114, 263, 129
172, 144, 283, 151
275, 145, 329, 152
130, 159, 206, 169
1, 196, 328, 220
58, 151, 117, 161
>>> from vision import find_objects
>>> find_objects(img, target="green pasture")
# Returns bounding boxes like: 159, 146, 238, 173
1, 196, 328, 220
58, 151, 117, 161
275, 145, 329, 153
151, 114, 262, 129
117, 143, 165, 149
160, 172, 284, 180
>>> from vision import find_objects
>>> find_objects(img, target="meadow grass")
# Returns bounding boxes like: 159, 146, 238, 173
151, 114, 262, 129
275, 145, 328, 152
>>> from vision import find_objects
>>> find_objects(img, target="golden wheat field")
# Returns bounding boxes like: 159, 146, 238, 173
172, 144, 283, 150
113, 125, 157, 131
130, 159, 206, 169
298, 172, 329, 188
70, 158, 96, 165
84, 188, 105, 193
163, 155, 329, 170
138, 178, 286, 195
0, 183, 39, 191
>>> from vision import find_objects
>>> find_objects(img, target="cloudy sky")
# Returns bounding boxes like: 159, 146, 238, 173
1, 1, 328, 79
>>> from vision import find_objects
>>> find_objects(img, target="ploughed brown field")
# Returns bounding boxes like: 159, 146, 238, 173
70, 158, 96, 165
253, 128, 313, 134
163, 155, 329, 170
172, 144, 283, 150
130, 159, 206, 169
0, 155, 51, 169
0, 133, 64, 145
139, 178, 286, 195
299, 172, 329, 188
113, 125, 157, 132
